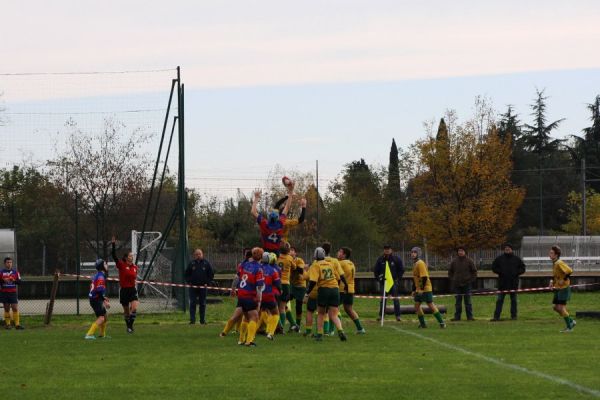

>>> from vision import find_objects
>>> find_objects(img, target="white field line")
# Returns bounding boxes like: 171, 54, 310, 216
389, 326, 600, 398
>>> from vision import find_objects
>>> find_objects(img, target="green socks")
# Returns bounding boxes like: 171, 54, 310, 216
353, 318, 363, 331
323, 320, 329, 333
433, 311, 444, 324
286, 310, 296, 325
563, 316, 572, 328
418, 315, 426, 327
279, 313, 286, 327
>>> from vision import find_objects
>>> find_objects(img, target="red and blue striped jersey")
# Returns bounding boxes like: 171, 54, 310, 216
0, 268, 21, 293
89, 271, 107, 300
237, 260, 264, 299
257, 214, 287, 252
261, 264, 280, 303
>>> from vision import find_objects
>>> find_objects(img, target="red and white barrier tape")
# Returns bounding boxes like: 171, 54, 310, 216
60, 273, 600, 300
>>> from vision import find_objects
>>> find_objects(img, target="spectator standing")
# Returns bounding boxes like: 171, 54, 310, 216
448, 246, 477, 321
185, 249, 215, 325
491, 243, 526, 321
373, 245, 404, 321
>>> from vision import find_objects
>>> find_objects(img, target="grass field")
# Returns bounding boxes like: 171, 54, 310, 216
5, 292, 600, 400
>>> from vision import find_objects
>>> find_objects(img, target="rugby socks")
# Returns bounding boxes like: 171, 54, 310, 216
417, 308, 426, 327
279, 312, 286, 328
286, 310, 296, 326
86, 322, 98, 336
129, 311, 137, 327
259, 312, 268, 330
246, 320, 258, 344
14, 312, 20, 327
235, 319, 242, 332
239, 321, 248, 343
100, 322, 107, 337
267, 314, 279, 335
433, 311, 444, 324
563, 315, 573, 328
304, 328, 312, 336
222, 319, 236, 335
353, 318, 364, 331
296, 313, 302, 327
323, 320, 330, 333
3, 311, 10, 326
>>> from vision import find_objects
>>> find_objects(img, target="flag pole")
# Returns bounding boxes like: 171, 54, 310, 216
380, 278, 386, 327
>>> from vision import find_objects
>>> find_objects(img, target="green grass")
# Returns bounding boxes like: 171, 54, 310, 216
5, 292, 600, 400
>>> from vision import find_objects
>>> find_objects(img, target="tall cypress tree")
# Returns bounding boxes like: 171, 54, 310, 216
387, 138, 401, 199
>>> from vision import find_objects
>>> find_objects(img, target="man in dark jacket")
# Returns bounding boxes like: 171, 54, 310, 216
184, 249, 215, 324
491, 243, 526, 321
373, 245, 404, 321
448, 246, 477, 321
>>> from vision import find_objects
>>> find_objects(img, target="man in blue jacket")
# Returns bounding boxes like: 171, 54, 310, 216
373, 245, 404, 321
185, 249, 215, 325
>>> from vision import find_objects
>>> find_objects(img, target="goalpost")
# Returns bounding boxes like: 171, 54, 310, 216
131, 230, 174, 309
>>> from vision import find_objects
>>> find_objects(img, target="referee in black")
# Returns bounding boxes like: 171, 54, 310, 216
184, 249, 215, 325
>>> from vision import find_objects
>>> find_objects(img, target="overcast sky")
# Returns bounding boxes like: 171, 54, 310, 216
2, 1, 600, 198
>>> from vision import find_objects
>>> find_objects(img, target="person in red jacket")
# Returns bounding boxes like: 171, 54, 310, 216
111, 236, 140, 334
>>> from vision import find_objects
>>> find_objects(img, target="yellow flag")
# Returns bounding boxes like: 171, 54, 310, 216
384, 261, 394, 293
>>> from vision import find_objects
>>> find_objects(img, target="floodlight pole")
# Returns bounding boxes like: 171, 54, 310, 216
176, 67, 189, 310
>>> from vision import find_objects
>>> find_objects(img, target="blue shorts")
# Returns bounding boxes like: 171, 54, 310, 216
89, 298, 107, 317
1, 292, 18, 304
236, 298, 258, 312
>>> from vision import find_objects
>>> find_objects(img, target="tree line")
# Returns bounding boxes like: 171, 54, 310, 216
1, 91, 599, 274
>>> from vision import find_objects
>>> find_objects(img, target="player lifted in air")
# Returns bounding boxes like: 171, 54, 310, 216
251, 185, 293, 255
304, 247, 348, 342
274, 176, 307, 243
411, 247, 446, 329
1, 257, 23, 330
85, 259, 111, 339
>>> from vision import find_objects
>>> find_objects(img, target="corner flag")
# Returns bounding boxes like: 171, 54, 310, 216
384, 261, 394, 293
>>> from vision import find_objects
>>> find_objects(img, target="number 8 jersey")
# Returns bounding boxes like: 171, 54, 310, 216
236, 260, 264, 299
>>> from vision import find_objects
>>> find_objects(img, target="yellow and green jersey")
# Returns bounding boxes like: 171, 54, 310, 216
304, 266, 318, 299
325, 256, 344, 279
290, 257, 306, 287
552, 259, 573, 289
412, 259, 432, 292
277, 254, 295, 284
309, 259, 340, 289
282, 218, 300, 242
339, 259, 355, 294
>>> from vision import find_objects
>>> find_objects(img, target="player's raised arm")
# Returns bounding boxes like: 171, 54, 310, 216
111, 236, 119, 263
251, 190, 261, 219
298, 197, 307, 223
282, 188, 294, 216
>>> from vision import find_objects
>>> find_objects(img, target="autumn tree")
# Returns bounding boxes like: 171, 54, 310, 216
50, 117, 152, 258
408, 117, 524, 254
561, 190, 600, 235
